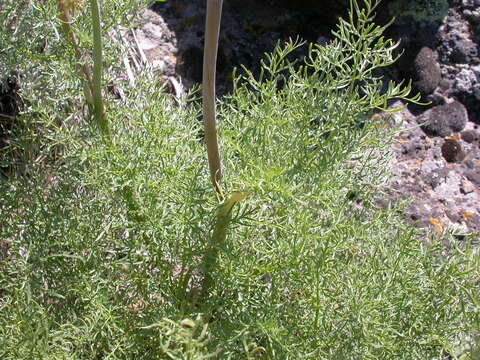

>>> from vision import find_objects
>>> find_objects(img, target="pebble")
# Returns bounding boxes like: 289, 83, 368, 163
441, 139, 466, 163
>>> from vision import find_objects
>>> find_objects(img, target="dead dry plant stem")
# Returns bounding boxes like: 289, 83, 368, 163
202, 0, 223, 196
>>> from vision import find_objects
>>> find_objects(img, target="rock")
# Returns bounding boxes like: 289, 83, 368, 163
425, 167, 450, 188
412, 47, 442, 95
464, 159, 477, 169
463, 9, 480, 25
441, 139, 466, 162
447, 103, 470, 132
399, 139, 424, 157
436, 13, 478, 67
408, 203, 425, 222
455, 68, 477, 95
445, 207, 461, 222
461, 129, 479, 142
465, 169, 480, 186
417, 101, 468, 137
271, 0, 396, 25
175, 46, 204, 83
387, 0, 449, 24
274, 0, 353, 24
436, 170, 463, 201
450, 37, 478, 64
425, 91, 448, 106
474, 85, 480, 100
420, 160, 441, 173
460, 178, 476, 194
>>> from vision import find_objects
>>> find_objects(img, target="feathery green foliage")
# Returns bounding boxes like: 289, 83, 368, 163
0, 0, 478, 359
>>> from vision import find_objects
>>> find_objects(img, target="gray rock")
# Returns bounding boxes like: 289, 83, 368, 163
420, 160, 441, 173
455, 68, 476, 95
417, 101, 469, 137
399, 139, 424, 157
450, 37, 478, 64
465, 169, 480, 186
460, 178, 476, 194
412, 47, 441, 95
407, 203, 428, 222
447, 102, 470, 132
463, 9, 480, 24
464, 159, 477, 169
445, 207, 461, 222
461, 130, 479, 142
473, 65, 480, 78
436, 171, 463, 201
425, 167, 450, 188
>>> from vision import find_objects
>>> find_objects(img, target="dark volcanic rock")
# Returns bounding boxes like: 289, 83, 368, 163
175, 46, 204, 84
441, 139, 466, 163
417, 101, 468, 137
267, 0, 397, 26
412, 47, 441, 95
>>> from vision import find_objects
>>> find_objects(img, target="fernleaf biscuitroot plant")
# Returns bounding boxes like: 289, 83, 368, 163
1, 0, 479, 358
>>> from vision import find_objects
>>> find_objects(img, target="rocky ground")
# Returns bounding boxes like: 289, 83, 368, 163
2, 0, 479, 239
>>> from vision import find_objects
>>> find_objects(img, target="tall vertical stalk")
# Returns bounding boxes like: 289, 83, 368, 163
57, 0, 94, 104
199, 0, 248, 301
89, 0, 108, 135
202, 0, 223, 195
200, 0, 238, 300
57, 0, 108, 135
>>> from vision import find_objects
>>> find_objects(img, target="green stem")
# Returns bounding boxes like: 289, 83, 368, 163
200, 203, 233, 298
57, 0, 94, 107
90, 0, 109, 135
200, 192, 247, 299
202, 0, 223, 195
